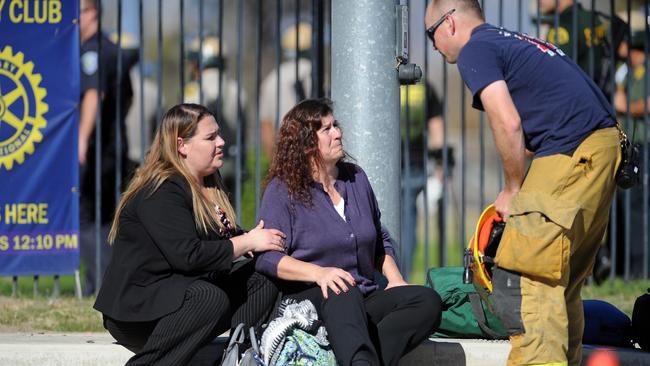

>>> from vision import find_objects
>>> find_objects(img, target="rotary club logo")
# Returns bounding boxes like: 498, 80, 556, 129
0, 46, 48, 170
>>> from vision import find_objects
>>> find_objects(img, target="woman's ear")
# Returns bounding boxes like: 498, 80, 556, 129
177, 137, 187, 157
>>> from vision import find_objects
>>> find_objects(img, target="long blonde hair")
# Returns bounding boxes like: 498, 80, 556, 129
108, 103, 236, 243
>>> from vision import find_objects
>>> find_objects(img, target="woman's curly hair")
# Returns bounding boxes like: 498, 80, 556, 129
267, 98, 338, 204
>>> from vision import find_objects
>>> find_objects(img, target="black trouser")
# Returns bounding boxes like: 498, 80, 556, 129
104, 261, 278, 366
283, 284, 442, 366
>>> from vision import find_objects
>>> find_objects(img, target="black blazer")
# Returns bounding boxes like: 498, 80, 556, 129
94, 175, 235, 322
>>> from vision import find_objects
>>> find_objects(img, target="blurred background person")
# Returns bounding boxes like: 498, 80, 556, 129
615, 30, 650, 118
537, 0, 624, 99
110, 32, 159, 167
79, 0, 133, 296
259, 21, 313, 158
184, 35, 247, 191
613, 24, 649, 279
400, 82, 452, 280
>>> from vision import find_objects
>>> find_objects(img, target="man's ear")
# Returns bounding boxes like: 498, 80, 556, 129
177, 137, 187, 157
446, 14, 456, 36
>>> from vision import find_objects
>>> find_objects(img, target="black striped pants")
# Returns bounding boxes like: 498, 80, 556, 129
104, 261, 278, 366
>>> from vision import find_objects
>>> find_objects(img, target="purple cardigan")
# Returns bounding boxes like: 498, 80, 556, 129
255, 162, 396, 294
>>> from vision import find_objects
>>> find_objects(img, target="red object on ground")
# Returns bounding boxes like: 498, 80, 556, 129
587, 349, 620, 366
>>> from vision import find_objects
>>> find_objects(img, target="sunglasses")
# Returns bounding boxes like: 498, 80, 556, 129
426, 9, 456, 49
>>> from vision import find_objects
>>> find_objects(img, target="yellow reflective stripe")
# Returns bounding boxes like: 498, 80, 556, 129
529, 363, 568, 366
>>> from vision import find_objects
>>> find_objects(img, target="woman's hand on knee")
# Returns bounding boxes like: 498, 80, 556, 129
315, 267, 356, 299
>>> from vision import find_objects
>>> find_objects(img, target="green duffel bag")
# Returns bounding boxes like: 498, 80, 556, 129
426, 266, 508, 340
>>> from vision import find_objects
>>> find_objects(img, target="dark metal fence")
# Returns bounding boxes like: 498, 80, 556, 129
72, 0, 649, 296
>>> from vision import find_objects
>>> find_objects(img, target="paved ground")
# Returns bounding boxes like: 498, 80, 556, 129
0, 332, 132, 366
0, 332, 648, 366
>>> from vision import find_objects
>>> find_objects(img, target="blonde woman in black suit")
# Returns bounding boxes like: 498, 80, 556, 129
94, 103, 285, 366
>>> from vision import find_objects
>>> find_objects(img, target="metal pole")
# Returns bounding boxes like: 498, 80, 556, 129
403, 81, 410, 274
311, 0, 325, 98
478, 0, 480, 210
33, 275, 39, 297
402, 0, 412, 274
460, 83, 466, 258
295, 0, 300, 102
138, 0, 145, 162
255, 0, 262, 214
588, 0, 595, 79
275, 0, 282, 130
95, 0, 104, 296
423, 0, 430, 280
156, 0, 163, 126
641, 0, 650, 279
179, 0, 185, 103
53, 275, 60, 298
554, 0, 559, 49
235, 0, 244, 219
496, 0, 503, 192
441, 61, 448, 267
609, 0, 618, 281
199, 0, 204, 105
331, 0, 400, 251
115, 0, 123, 206
536, 0, 541, 38
624, 0, 632, 281
572, 2, 578, 63
217, 0, 224, 116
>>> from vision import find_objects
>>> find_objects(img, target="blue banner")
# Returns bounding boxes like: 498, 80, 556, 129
0, 0, 80, 275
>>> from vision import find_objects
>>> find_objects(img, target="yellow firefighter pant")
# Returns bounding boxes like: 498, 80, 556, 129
494, 127, 621, 366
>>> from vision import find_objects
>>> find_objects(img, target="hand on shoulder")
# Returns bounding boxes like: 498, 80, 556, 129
231, 220, 286, 258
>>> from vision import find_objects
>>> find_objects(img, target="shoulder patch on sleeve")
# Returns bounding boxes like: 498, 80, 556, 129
81, 51, 98, 76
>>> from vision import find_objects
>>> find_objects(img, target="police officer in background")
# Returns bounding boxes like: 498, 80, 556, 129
613, 28, 649, 278
79, 0, 133, 296
110, 32, 158, 165
184, 36, 247, 190
259, 21, 313, 158
538, 0, 616, 98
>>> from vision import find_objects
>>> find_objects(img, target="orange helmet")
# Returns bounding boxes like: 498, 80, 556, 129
467, 205, 504, 293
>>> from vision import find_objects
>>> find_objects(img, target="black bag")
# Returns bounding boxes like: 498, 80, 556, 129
633, 288, 650, 351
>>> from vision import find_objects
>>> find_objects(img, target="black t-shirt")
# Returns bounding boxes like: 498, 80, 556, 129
80, 32, 133, 221
458, 24, 614, 157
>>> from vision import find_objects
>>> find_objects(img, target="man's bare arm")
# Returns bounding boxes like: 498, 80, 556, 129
479, 80, 526, 217
79, 89, 98, 165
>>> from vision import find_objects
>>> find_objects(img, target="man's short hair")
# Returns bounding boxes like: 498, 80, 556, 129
433, 0, 485, 21
81, 0, 97, 9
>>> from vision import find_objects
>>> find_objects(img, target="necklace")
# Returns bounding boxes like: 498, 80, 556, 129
215, 205, 237, 238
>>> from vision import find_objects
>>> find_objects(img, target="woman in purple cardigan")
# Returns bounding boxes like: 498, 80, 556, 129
256, 98, 442, 366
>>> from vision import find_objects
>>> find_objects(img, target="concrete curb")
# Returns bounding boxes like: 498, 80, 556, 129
1, 332, 649, 366
0, 332, 132, 366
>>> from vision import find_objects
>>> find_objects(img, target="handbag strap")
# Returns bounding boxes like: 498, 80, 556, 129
227, 323, 246, 349
249, 326, 261, 355
468, 292, 503, 340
